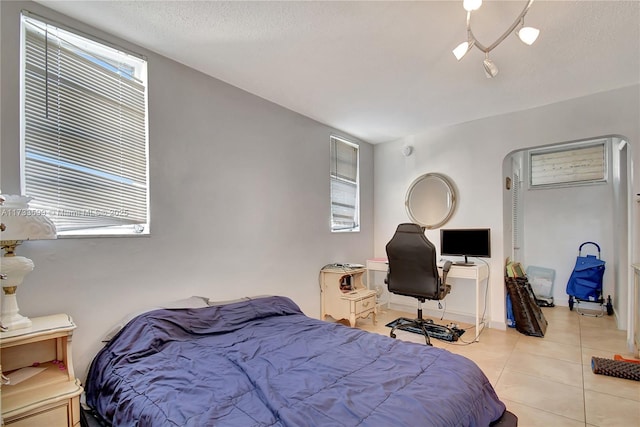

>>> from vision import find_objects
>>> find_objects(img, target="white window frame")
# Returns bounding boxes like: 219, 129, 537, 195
20, 12, 149, 237
330, 135, 360, 232
528, 139, 608, 189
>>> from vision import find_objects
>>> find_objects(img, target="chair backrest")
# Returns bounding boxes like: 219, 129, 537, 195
385, 223, 441, 300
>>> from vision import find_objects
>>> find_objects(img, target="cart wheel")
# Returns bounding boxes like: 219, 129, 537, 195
569, 296, 574, 311
606, 295, 613, 316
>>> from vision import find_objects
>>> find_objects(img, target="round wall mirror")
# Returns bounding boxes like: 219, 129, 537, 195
405, 173, 457, 229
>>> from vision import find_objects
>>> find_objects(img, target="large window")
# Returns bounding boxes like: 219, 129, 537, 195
330, 136, 359, 232
21, 12, 149, 236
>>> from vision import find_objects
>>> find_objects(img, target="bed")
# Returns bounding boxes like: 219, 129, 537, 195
84, 296, 517, 426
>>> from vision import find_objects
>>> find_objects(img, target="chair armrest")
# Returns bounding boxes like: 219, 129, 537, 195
442, 260, 452, 284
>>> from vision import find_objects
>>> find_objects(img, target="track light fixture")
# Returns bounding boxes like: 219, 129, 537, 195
453, 0, 539, 78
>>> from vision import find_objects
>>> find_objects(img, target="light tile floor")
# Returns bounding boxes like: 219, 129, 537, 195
353, 306, 640, 427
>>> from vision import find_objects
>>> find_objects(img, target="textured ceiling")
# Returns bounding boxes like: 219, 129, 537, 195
35, 1, 640, 144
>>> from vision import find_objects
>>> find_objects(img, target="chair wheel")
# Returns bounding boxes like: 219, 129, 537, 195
390, 332, 396, 339
568, 296, 574, 311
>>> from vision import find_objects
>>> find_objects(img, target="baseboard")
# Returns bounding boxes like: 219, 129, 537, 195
489, 320, 507, 330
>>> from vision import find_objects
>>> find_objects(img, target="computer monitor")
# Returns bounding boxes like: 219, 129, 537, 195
440, 228, 491, 265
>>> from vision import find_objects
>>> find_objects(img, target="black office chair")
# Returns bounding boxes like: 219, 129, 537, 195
385, 223, 455, 345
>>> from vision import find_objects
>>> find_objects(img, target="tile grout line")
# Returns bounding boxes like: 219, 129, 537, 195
501, 398, 591, 426
492, 330, 520, 390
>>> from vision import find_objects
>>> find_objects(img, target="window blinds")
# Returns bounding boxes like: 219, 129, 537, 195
330, 136, 359, 231
22, 14, 149, 233
530, 142, 606, 187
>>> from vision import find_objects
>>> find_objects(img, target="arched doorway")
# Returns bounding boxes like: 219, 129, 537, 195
502, 136, 631, 332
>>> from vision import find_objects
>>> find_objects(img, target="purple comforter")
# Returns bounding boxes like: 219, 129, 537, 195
86, 296, 506, 426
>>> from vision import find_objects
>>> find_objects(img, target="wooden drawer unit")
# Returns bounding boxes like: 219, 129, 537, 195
1, 314, 83, 426
320, 266, 377, 327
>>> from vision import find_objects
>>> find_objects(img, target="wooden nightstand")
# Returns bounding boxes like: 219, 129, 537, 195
1, 314, 83, 426
320, 266, 377, 327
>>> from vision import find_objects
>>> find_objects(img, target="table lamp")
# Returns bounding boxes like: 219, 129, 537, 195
0, 195, 56, 330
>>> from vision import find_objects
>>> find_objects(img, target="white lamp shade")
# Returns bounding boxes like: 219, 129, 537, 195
0, 195, 56, 241
463, 0, 482, 12
453, 42, 470, 60
517, 26, 540, 45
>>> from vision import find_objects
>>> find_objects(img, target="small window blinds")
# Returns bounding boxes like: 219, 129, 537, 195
529, 141, 607, 188
21, 13, 149, 235
330, 136, 360, 232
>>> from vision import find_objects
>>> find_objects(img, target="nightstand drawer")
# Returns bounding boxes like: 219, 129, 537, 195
355, 294, 376, 314
6, 402, 68, 426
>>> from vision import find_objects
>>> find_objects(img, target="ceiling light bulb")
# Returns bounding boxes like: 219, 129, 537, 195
463, 0, 482, 12
517, 26, 540, 45
452, 41, 470, 60
483, 57, 499, 78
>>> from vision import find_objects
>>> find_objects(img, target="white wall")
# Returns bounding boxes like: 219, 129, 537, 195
0, 1, 374, 380
374, 86, 639, 330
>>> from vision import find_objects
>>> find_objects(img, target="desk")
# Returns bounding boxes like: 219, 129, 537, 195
366, 258, 489, 340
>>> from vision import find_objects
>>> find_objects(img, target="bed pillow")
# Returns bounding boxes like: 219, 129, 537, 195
160, 296, 210, 308
206, 295, 273, 306
102, 296, 210, 342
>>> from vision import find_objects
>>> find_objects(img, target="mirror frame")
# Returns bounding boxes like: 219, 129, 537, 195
405, 173, 457, 229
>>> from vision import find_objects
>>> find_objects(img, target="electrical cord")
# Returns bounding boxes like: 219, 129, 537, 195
439, 300, 447, 321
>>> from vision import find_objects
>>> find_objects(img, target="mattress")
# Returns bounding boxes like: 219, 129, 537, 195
85, 296, 512, 426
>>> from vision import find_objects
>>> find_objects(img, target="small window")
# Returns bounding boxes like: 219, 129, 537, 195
21, 13, 149, 236
529, 140, 607, 188
330, 136, 360, 232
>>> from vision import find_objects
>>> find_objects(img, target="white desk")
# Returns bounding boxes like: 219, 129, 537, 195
366, 258, 489, 341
